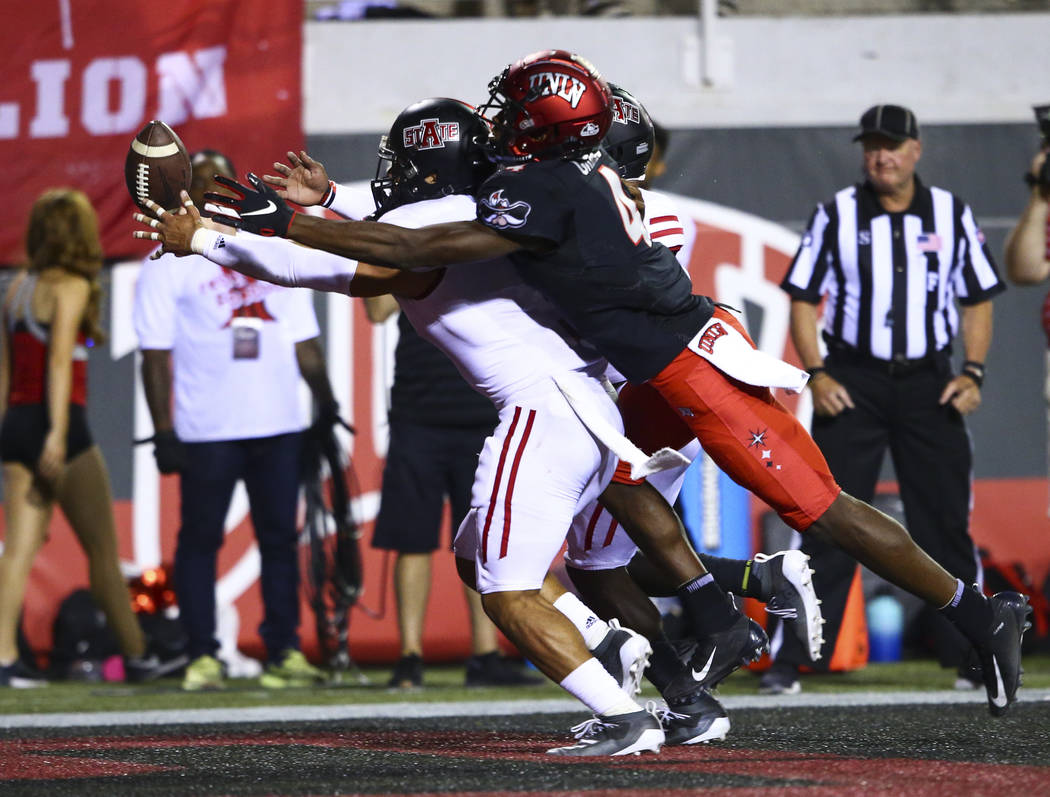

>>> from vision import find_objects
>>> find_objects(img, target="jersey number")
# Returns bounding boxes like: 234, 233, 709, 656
598, 165, 652, 247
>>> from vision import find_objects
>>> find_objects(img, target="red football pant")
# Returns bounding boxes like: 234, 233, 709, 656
620, 307, 840, 531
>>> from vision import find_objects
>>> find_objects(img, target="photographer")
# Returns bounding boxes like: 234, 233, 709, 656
1004, 105, 1050, 285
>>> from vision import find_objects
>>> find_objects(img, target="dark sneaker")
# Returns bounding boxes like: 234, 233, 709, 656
0, 659, 47, 689
547, 704, 665, 757
125, 651, 189, 683
758, 661, 801, 695
464, 652, 544, 687
663, 615, 768, 701
591, 619, 652, 697
387, 654, 423, 689
976, 591, 1032, 716
657, 687, 730, 745
753, 551, 825, 662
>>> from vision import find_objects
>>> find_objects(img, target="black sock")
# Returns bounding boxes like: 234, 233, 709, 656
939, 579, 992, 646
676, 573, 739, 638
646, 637, 684, 693
697, 554, 754, 597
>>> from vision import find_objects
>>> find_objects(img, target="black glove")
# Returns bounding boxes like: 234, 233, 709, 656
310, 400, 341, 438
154, 430, 189, 474
204, 173, 296, 237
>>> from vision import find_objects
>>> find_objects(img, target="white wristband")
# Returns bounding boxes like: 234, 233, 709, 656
190, 227, 217, 256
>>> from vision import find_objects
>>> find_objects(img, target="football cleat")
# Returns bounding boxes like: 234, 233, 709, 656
663, 615, 769, 703
657, 688, 731, 745
753, 551, 825, 662
976, 591, 1032, 717
592, 618, 652, 698
547, 703, 665, 757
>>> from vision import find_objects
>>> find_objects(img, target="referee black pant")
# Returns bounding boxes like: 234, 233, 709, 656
777, 355, 980, 671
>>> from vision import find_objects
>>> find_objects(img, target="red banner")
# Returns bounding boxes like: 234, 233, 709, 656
0, 0, 303, 265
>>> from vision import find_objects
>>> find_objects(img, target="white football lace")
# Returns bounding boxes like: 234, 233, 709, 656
568, 716, 614, 740
765, 595, 799, 619
653, 705, 690, 724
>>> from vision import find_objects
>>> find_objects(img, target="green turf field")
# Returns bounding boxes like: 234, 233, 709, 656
2, 653, 1047, 715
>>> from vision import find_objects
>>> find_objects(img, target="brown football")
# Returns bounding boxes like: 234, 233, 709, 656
124, 120, 192, 212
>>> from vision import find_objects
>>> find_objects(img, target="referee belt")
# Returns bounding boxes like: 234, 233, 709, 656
823, 336, 949, 377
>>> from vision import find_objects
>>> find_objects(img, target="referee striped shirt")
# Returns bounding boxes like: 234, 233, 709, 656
781, 177, 1005, 361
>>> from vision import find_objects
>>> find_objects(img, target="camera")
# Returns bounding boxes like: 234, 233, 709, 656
1036, 104, 1050, 143
1026, 105, 1050, 190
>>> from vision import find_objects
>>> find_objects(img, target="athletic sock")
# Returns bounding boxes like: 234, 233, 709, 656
645, 636, 684, 693
676, 573, 739, 638
559, 657, 642, 717
553, 592, 611, 650
698, 554, 754, 597
939, 578, 993, 645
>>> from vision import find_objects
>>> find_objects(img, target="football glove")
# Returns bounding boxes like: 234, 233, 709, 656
153, 430, 189, 475
204, 173, 296, 237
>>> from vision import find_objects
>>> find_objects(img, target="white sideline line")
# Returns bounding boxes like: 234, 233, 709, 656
2, 689, 1048, 730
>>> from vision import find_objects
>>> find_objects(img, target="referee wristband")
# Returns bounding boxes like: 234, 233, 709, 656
807, 366, 828, 380
961, 361, 985, 388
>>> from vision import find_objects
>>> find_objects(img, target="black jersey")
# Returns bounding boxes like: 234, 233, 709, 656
475, 151, 713, 383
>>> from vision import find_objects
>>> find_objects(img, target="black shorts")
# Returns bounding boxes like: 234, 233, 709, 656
371, 420, 493, 554
0, 403, 94, 467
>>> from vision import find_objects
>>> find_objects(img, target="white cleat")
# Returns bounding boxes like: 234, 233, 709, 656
754, 551, 825, 662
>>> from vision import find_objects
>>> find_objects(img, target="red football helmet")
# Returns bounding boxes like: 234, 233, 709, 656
479, 49, 612, 162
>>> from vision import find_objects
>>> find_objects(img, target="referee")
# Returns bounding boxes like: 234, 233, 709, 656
768, 104, 1006, 694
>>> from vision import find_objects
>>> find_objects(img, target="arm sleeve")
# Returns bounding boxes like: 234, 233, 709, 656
952, 202, 1007, 305
324, 181, 377, 221
132, 253, 179, 349
475, 168, 568, 246
781, 204, 833, 303
191, 228, 358, 295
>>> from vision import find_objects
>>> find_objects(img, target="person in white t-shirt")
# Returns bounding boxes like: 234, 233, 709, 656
132, 150, 337, 692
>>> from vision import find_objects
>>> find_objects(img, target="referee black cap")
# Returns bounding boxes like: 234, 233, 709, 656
853, 104, 919, 142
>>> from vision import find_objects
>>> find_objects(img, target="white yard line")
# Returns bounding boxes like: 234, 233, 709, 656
2, 689, 1048, 730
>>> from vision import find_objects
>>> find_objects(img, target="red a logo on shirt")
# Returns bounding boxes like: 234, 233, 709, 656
698, 322, 727, 353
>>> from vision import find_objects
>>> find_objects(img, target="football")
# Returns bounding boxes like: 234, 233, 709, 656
124, 120, 192, 212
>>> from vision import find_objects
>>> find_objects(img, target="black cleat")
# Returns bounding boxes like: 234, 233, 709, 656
752, 551, 825, 662
657, 687, 730, 745
663, 615, 768, 701
547, 704, 665, 757
592, 618, 652, 697
977, 591, 1032, 716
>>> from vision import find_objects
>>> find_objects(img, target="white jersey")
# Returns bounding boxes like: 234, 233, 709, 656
380, 195, 608, 407
133, 252, 319, 442
641, 188, 687, 257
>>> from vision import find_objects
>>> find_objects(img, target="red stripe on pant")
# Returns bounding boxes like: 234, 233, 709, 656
583, 505, 603, 550
480, 407, 537, 563
500, 409, 536, 558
